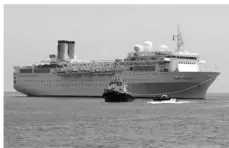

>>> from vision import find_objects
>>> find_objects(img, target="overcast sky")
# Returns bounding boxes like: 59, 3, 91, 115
4, 4, 229, 92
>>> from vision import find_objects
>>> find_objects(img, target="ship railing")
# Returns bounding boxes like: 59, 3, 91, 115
69, 65, 115, 70
75, 68, 116, 73
71, 62, 115, 67
92, 60, 114, 63
122, 59, 169, 66
57, 66, 116, 72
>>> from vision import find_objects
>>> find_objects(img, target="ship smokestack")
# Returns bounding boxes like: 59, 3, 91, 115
57, 40, 68, 61
67, 41, 75, 59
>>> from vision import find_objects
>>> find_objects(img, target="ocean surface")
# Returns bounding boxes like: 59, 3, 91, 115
4, 92, 229, 148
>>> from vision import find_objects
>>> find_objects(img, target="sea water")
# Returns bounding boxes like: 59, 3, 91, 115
4, 92, 229, 148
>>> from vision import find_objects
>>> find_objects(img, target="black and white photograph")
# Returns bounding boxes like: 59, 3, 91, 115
3, 2, 229, 148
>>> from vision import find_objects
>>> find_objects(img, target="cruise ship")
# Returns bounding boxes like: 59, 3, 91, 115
13, 26, 220, 99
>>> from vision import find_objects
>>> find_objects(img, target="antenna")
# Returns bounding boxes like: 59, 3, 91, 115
173, 25, 184, 52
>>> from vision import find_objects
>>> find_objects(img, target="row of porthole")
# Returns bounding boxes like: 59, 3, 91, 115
18, 78, 157, 84
125, 73, 161, 75
20, 79, 98, 82
44, 83, 105, 87
43, 80, 97, 82
126, 69, 156, 72
179, 62, 196, 64
45, 80, 96, 82
18, 78, 152, 83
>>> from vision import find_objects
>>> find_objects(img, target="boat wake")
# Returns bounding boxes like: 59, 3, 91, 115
147, 99, 190, 104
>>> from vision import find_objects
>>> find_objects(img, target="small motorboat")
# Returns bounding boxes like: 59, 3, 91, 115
153, 94, 176, 101
102, 76, 135, 102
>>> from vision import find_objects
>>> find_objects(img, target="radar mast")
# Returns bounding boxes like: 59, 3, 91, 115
173, 25, 184, 52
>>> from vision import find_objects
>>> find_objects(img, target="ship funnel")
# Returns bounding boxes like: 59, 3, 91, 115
67, 41, 75, 59
57, 40, 68, 61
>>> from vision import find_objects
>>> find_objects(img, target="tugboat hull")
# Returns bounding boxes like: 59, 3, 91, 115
152, 95, 174, 101
103, 90, 135, 102
153, 98, 172, 101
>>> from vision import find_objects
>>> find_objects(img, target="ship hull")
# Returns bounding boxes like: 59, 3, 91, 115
126, 72, 220, 99
13, 72, 220, 99
127, 80, 215, 99
103, 90, 135, 102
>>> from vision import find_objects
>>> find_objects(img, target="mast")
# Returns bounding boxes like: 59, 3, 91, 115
173, 25, 184, 52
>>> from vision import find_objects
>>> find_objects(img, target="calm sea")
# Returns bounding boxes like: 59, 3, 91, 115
4, 92, 229, 148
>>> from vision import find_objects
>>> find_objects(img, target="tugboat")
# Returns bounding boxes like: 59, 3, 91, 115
102, 76, 135, 102
153, 94, 176, 101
